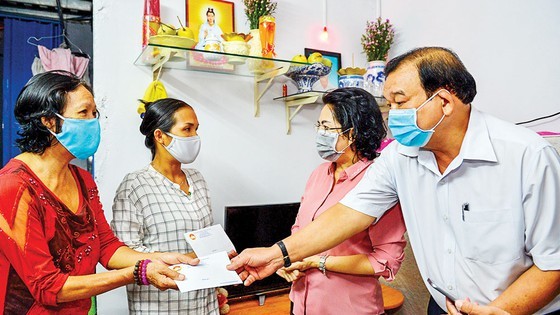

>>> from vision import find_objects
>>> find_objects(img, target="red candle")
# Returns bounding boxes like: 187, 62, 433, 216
142, 0, 161, 49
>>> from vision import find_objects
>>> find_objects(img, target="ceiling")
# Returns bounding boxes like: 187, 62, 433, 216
0, 0, 92, 21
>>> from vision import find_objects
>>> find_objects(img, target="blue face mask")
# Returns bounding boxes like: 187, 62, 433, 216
50, 113, 101, 159
388, 89, 446, 147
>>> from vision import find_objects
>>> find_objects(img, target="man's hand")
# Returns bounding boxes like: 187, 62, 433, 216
446, 298, 511, 315
226, 246, 284, 286
227, 250, 238, 260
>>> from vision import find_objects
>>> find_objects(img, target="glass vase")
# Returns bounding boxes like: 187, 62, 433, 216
258, 15, 276, 58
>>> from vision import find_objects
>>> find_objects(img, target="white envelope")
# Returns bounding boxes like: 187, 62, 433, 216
185, 224, 236, 258
171, 251, 242, 292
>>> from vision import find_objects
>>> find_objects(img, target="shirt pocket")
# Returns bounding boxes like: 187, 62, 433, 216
460, 208, 521, 265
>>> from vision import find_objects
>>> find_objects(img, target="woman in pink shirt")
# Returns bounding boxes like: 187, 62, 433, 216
277, 88, 406, 315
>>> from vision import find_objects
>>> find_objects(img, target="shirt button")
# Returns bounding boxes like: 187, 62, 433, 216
443, 215, 449, 221
448, 285, 453, 290
447, 249, 452, 254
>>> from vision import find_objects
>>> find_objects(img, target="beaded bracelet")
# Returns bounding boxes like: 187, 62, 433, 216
133, 259, 152, 285
141, 259, 152, 285
133, 260, 142, 285
140, 260, 147, 286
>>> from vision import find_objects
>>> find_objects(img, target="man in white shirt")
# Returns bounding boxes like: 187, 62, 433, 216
227, 47, 560, 315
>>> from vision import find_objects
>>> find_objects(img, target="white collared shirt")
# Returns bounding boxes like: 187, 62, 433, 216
341, 108, 560, 313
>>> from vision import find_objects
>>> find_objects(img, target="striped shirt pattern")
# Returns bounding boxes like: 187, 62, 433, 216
111, 165, 218, 315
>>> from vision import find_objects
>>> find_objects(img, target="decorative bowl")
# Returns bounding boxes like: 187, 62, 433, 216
149, 35, 196, 49
222, 41, 249, 65
202, 38, 223, 61
339, 75, 364, 88
202, 52, 224, 62
285, 63, 331, 93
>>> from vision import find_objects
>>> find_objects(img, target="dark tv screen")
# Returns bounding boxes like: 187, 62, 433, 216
224, 202, 300, 298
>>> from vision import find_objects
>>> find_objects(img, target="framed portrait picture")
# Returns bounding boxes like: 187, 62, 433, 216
304, 48, 342, 90
186, 0, 235, 43
186, 0, 235, 71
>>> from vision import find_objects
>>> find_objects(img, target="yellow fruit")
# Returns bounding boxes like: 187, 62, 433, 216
338, 67, 366, 76
157, 23, 176, 35
321, 58, 332, 68
291, 54, 308, 63
177, 27, 194, 39
222, 32, 252, 42
308, 52, 323, 64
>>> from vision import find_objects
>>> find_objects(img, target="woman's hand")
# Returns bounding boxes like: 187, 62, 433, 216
446, 298, 511, 315
276, 267, 304, 282
276, 256, 321, 282
285, 256, 320, 272
146, 261, 185, 291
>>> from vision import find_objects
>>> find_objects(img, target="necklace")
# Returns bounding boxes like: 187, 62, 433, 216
177, 179, 191, 196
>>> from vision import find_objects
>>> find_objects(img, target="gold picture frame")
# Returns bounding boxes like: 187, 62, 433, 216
186, 0, 235, 71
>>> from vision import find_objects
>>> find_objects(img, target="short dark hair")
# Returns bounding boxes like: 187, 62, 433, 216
139, 98, 193, 160
14, 70, 92, 154
385, 47, 477, 104
322, 87, 386, 161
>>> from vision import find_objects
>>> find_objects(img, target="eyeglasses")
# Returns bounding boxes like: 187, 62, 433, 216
314, 122, 343, 132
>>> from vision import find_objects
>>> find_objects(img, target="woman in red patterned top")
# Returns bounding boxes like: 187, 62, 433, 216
0, 71, 198, 314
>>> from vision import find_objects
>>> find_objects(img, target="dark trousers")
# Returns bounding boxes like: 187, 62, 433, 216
427, 297, 446, 315
427, 296, 560, 315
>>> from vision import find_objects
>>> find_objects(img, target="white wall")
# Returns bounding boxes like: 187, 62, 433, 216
93, 0, 560, 313
380, 0, 560, 131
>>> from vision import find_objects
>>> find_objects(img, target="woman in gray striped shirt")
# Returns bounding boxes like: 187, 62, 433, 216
111, 98, 219, 314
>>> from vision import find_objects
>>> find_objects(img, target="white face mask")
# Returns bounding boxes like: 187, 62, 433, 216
163, 133, 201, 164
315, 128, 352, 162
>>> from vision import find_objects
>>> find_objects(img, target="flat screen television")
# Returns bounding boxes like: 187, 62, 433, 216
224, 202, 300, 298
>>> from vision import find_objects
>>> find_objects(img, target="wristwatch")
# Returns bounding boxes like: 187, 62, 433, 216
276, 241, 292, 268
318, 254, 329, 275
